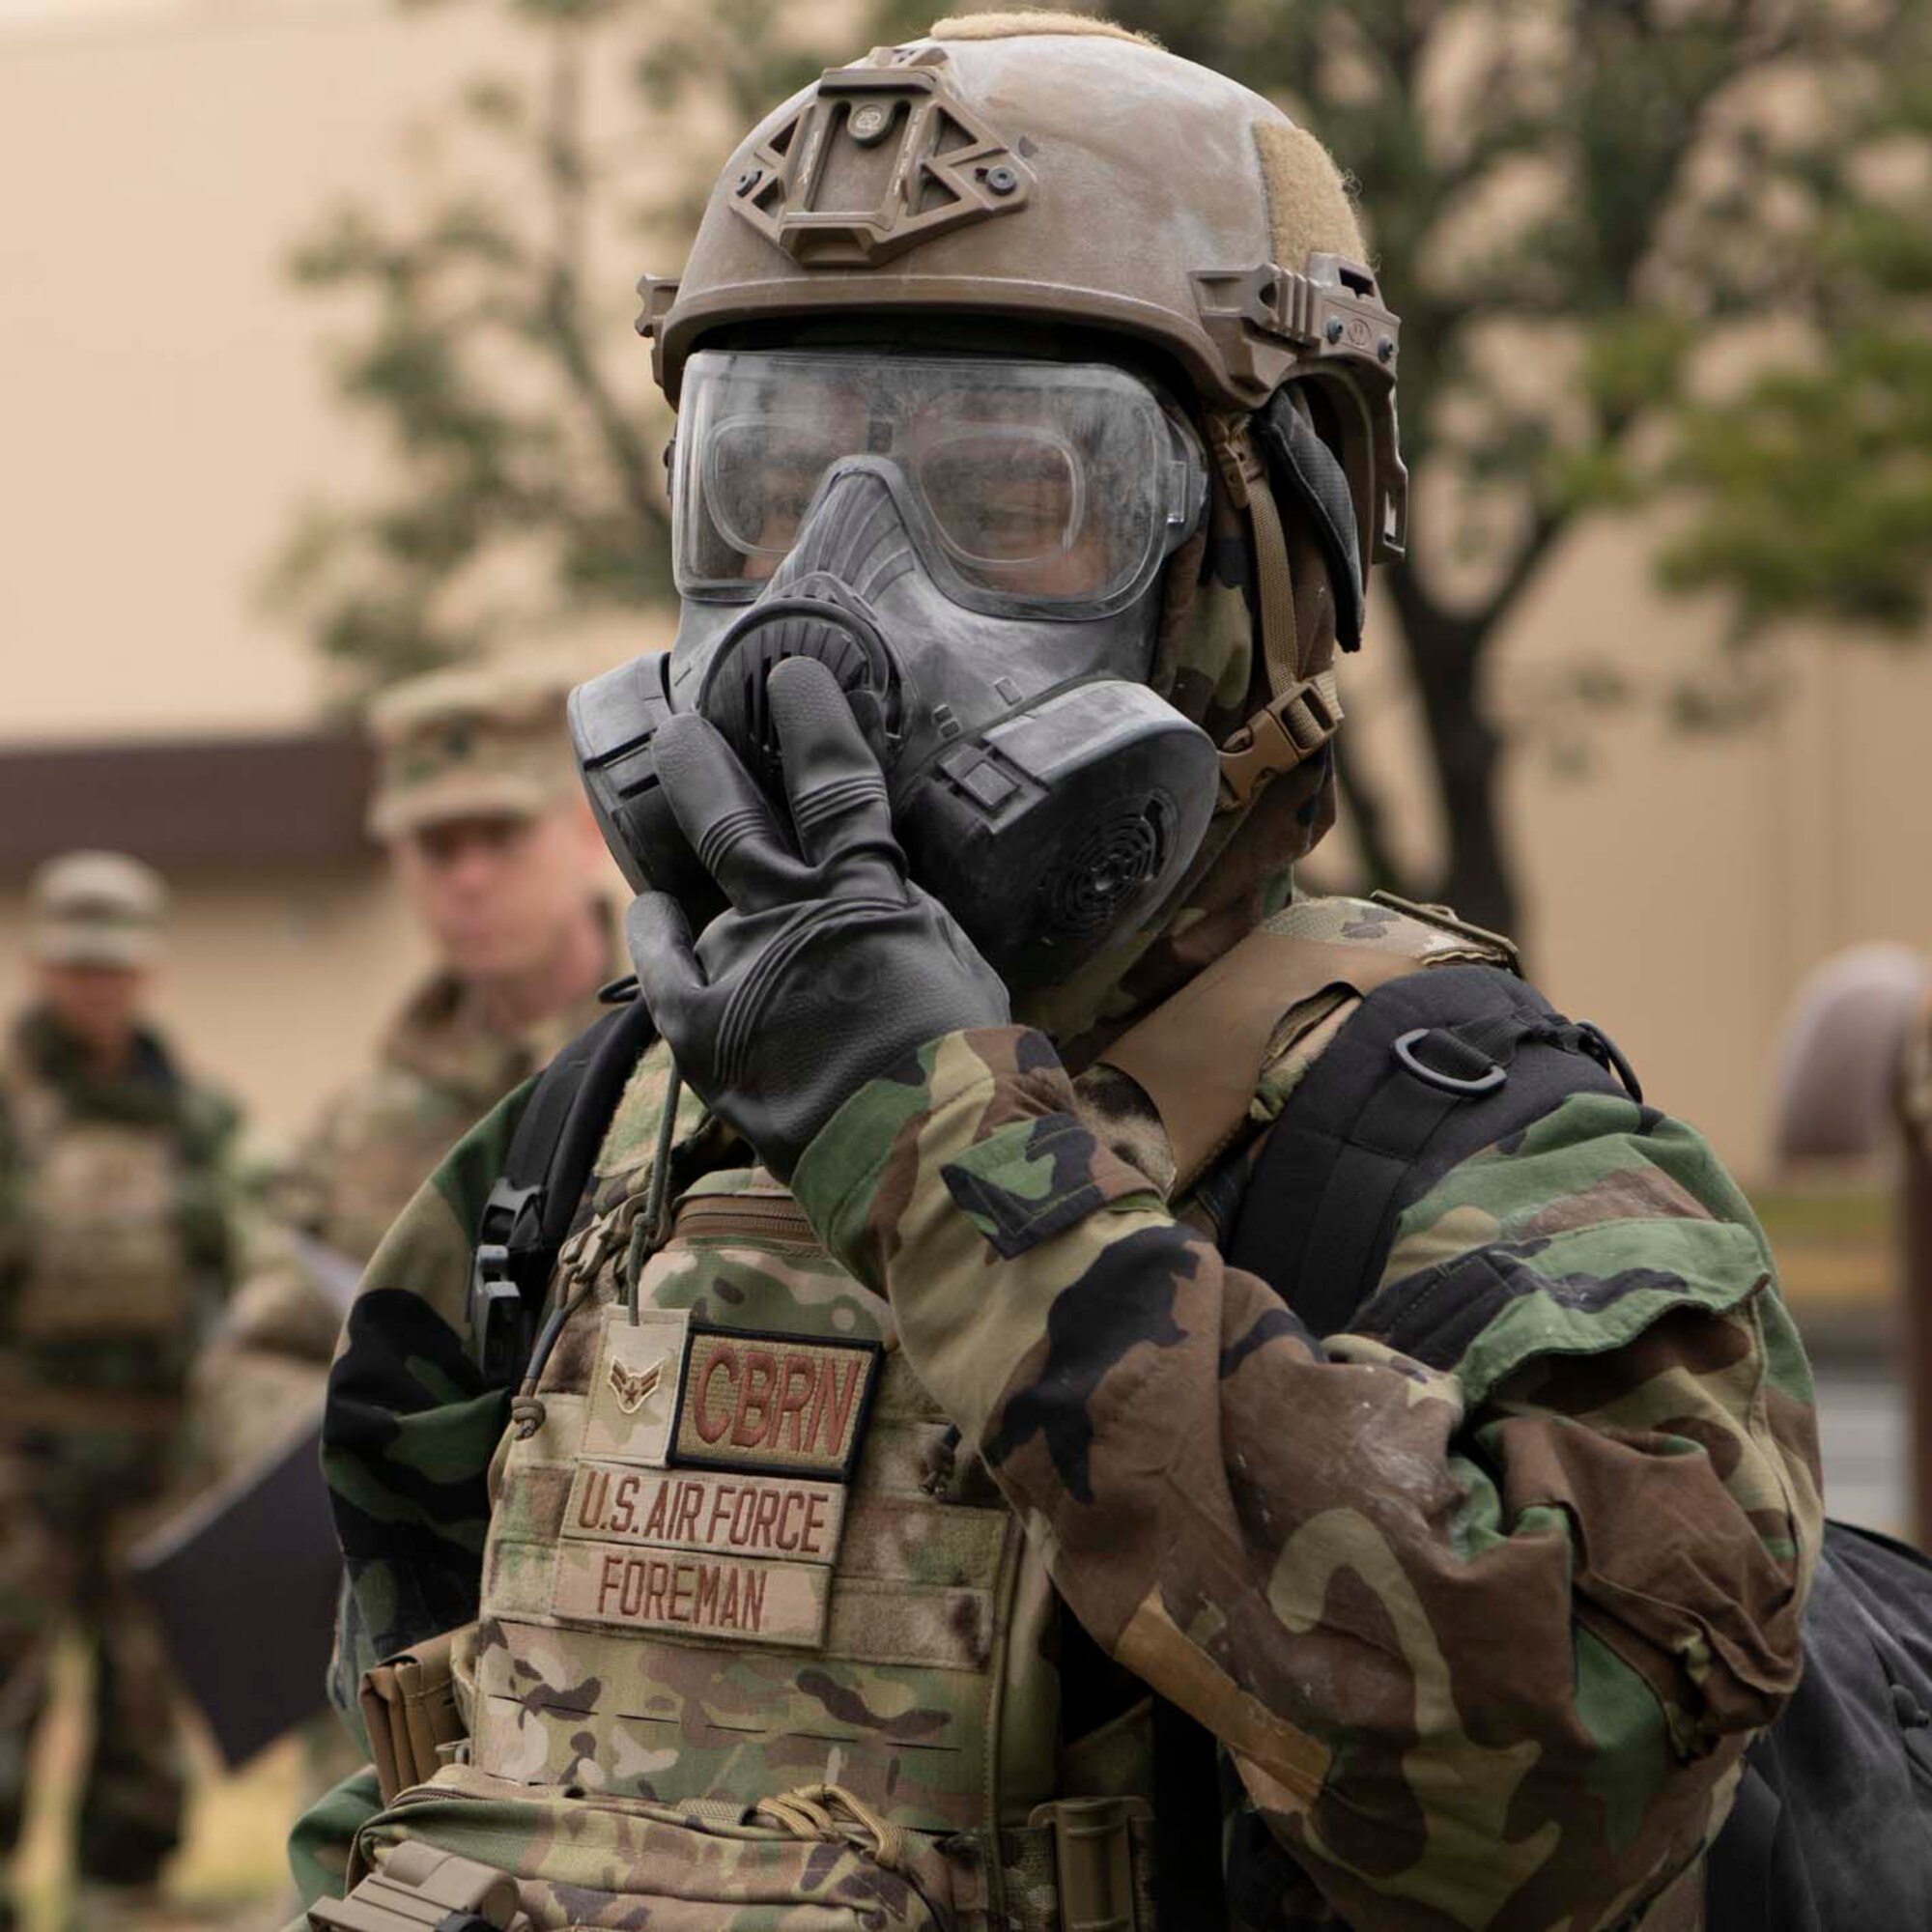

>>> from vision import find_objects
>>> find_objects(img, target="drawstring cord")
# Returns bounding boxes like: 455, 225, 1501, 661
506, 1059, 687, 1440
629, 1061, 683, 1327
753, 1783, 910, 1877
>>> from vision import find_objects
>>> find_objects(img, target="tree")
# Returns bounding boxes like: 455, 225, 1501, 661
971, 0, 1919, 930
269, 0, 824, 684
279, 0, 1927, 930
1658, 7, 1932, 644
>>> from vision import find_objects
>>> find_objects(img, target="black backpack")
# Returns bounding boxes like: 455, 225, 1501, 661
475, 967, 1932, 1931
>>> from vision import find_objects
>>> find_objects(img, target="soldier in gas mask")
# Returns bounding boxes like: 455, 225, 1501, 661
296, 19, 1822, 1931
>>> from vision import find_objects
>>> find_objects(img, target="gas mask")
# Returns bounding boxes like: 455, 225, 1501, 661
572, 349, 1215, 991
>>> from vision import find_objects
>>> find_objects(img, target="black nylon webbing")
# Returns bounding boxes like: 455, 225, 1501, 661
531, 993, 660, 1258
497, 1006, 622, 1206
475, 990, 659, 1386
1227, 965, 1626, 1338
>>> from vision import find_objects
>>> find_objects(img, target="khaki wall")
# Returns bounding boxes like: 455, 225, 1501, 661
0, 0, 644, 1147
1386, 521, 1932, 1179
5, 0, 1929, 1173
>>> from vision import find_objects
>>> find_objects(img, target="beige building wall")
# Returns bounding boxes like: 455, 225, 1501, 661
4, 0, 1928, 1176
0, 0, 645, 1149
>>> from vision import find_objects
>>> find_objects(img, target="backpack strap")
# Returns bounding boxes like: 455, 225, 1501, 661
1095, 894, 1518, 1199
1229, 963, 1640, 1341
468, 987, 659, 1387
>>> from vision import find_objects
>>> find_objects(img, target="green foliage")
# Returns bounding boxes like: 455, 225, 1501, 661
272, 2, 815, 690
1659, 22, 1932, 642
1061, 0, 1924, 923
1663, 330, 1932, 634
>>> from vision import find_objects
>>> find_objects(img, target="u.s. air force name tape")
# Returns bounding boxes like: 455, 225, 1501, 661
562, 1463, 846, 1562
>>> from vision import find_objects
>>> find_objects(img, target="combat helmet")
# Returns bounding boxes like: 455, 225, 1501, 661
639, 14, 1406, 808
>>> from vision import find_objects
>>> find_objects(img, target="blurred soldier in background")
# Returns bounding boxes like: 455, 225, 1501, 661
168, 662, 616, 1930
200, 657, 621, 1473
0, 852, 239, 1932
284, 658, 620, 1264
194, 660, 617, 1816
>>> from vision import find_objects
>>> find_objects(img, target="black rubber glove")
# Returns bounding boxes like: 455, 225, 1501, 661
627, 655, 1010, 1181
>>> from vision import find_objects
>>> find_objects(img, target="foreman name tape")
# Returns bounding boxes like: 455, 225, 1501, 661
554, 1542, 830, 1647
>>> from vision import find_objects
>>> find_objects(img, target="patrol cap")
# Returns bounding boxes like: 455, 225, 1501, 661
366, 659, 582, 840
27, 850, 169, 969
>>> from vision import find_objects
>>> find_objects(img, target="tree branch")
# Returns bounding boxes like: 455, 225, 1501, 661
1332, 732, 1409, 896
537, 23, 665, 544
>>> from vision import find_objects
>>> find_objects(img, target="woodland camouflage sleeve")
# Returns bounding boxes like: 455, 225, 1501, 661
291, 1086, 533, 1902
320, 1081, 532, 1726
790, 1025, 1824, 1932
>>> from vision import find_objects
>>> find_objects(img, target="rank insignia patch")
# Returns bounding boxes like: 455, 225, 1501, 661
582, 1307, 691, 1467
608, 1355, 663, 1415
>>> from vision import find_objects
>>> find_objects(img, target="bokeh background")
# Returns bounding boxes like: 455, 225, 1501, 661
2, 0, 1929, 1922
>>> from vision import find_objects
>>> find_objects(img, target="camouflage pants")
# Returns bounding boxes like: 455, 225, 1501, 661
0, 1433, 188, 1911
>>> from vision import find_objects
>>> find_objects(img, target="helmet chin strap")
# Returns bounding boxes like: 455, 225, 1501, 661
1205, 414, 1345, 813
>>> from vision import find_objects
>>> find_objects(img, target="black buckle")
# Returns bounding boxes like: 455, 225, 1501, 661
1393, 1028, 1507, 1096
1576, 1020, 1643, 1102
469, 1180, 544, 1383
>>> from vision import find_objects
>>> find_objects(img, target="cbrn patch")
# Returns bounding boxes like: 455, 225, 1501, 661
672, 1325, 882, 1480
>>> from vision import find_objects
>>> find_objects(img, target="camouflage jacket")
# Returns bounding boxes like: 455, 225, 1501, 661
0, 1007, 240, 1407
304, 906, 1822, 1930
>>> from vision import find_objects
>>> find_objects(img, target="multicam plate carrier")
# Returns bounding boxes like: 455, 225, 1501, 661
434, 1159, 1064, 1928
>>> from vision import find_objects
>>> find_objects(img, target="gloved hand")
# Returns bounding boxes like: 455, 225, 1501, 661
627, 656, 1010, 1180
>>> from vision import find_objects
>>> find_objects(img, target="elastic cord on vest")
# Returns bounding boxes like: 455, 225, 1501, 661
627, 1058, 684, 1325
506, 1059, 686, 1439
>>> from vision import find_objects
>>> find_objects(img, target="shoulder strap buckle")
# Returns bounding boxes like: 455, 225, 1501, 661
309, 1841, 530, 1932
1217, 670, 1343, 810
1025, 1796, 1152, 1932
469, 1179, 544, 1384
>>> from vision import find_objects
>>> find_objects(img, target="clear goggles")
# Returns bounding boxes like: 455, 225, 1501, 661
672, 350, 1209, 619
